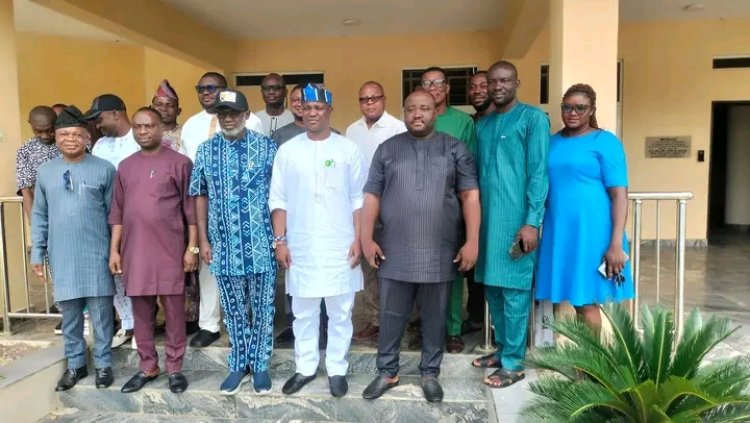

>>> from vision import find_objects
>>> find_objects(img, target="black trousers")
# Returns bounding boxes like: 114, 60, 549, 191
377, 278, 451, 378
465, 269, 485, 324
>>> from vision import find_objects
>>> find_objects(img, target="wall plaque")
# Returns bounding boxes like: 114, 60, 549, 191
645, 136, 691, 158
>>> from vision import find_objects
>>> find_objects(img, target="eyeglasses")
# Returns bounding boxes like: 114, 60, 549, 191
421, 79, 447, 89
358, 95, 384, 105
195, 85, 225, 94
216, 109, 244, 120
261, 84, 284, 92
63, 170, 73, 191
561, 104, 591, 114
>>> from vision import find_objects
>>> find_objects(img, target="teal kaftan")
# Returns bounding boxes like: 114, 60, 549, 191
475, 102, 550, 289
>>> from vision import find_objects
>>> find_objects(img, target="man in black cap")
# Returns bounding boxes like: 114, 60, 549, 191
188, 89, 278, 395
31, 106, 116, 391
87, 94, 139, 349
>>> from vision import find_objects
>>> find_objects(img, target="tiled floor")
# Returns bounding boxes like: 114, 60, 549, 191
6, 232, 750, 422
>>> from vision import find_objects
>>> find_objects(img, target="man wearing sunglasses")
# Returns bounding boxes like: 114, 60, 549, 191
345, 81, 406, 342
189, 89, 277, 395
421, 66, 477, 354
256, 73, 295, 136
179, 72, 263, 349
31, 106, 116, 392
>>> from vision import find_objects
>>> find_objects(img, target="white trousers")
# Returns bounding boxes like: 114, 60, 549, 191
198, 264, 222, 333
113, 275, 133, 330
292, 292, 355, 377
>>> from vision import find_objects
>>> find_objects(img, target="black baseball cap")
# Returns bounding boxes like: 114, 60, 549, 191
209, 89, 249, 113
84, 94, 126, 120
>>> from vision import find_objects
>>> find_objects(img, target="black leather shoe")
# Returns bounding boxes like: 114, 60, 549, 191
169, 372, 188, 394
421, 377, 444, 403
55, 366, 88, 391
362, 375, 399, 400
121, 371, 159, 393
95, 367, 114, 389
282, 373, 317, 395
190, 329, 220, 348
329, 375, 348, 398
186, 321, 200, 335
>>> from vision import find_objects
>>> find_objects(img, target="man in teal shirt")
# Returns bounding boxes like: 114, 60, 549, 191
422, 67, 476, 353
473, 60, 549, 388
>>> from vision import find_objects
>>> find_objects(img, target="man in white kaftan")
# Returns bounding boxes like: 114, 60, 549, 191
270, 84, 365, 398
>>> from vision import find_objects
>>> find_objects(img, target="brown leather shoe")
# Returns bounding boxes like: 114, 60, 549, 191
446, 336, 465, 354
353, 324, 379, 341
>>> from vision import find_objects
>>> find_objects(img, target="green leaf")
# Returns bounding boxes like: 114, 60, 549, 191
672, 312, 738, 378
602, 303, 647, 382
641, 305, 675, 386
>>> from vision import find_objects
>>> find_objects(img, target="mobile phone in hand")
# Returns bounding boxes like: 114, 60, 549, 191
508, 239, 525, 260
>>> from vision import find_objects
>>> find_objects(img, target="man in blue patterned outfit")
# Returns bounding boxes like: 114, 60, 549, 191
189, 90, 277, 395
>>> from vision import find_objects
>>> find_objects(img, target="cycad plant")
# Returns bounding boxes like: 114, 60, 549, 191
522, 304, 750, 422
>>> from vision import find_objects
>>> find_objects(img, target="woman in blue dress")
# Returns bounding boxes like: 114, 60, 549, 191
535, 83, 633, 333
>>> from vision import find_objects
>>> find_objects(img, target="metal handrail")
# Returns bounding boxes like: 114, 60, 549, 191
479, 191, 694, 351
0, 196, 60, 335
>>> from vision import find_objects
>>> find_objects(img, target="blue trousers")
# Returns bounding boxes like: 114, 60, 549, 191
216, 272, 276, 372
59, 296, 114, 370
485, 286, 531, 372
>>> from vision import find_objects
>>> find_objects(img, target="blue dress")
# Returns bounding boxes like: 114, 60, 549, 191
535, 129, 634, 306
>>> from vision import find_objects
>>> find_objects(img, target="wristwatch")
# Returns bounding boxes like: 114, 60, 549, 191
188, 246, 200, 254
272, 235, 287, 250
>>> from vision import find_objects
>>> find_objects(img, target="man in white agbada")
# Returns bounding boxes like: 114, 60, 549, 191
270, 83, 365, 398
179, 71, 263, 349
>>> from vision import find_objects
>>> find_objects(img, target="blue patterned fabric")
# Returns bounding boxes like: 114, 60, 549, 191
216, 273, 276, 372
188, 130, 277, 276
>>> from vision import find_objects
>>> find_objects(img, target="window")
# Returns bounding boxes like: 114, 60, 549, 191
402, 67, 478, 105
234, 72, 325, 87
540, 64, 550, 104
713, 56, 750, 70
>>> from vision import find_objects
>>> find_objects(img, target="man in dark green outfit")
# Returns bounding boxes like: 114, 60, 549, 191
421, 67, 476, 353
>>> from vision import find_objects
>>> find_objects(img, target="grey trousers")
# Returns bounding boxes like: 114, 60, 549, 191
376, 278, 451, 378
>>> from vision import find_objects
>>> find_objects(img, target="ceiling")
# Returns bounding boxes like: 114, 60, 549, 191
159, 0, 509, 39
620, 0, 750, 22
13, 0, 750, 42
13, 0, 127, 42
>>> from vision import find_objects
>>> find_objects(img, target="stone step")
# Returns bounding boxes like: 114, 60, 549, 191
107, 346, 484, 379
40, 411, 287, 422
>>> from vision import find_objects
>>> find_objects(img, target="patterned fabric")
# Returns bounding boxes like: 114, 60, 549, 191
216, 272, 276, 372
15, 137, 61, 195
188, 130, 277, 276
162, 124, 183, 152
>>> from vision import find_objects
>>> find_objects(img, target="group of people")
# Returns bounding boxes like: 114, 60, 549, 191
17, 58, 634, 402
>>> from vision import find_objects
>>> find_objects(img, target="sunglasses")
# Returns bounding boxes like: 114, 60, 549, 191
421, 79, 447, 89
358, 95, 384, 105
261, 84, 284, 92
195, 85, 225, 94
63, 170, 73, 191
561, 104, 591, 114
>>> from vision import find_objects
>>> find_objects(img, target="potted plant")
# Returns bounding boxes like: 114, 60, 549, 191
523, 304, 750, 422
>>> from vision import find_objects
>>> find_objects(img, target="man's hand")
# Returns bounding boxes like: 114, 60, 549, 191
453, 240, 478, 271
184, 249, 199, 272
32, 263, 46, 281
348, 240, 362, 268
516, 225, 539, 253
275, 244, 292, 269
109, 252, 123, 275
362, 238, 385, 269
200, 240, 212, 265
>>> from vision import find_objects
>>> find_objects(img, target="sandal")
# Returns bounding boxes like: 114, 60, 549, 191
483, 368, 525, 389
471, 353, 500, 368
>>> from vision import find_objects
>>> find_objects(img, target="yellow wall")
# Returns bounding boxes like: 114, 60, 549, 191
16, 33, 145, 141
143, 47, 211, 122
0, 0, 22, 197
232, 31, 503, 130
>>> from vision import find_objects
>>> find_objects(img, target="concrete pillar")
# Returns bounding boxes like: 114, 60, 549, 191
549, 0, 619, 133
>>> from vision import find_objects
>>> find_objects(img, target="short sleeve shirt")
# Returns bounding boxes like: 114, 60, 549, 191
188, 130, 277, 276
16, 137, 61, 195
364, 131, 478, 283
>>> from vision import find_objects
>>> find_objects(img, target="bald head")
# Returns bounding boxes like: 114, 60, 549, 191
359, 81, 384, 96
28, 106, 56, 144
403, 90, 437, 138
488, 60, 519, 80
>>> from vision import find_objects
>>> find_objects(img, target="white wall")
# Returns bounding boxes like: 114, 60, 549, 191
725, 105, 750, 225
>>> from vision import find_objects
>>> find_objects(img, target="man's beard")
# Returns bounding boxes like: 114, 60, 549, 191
223, 127, 244, 138
473, 97, 492, 113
